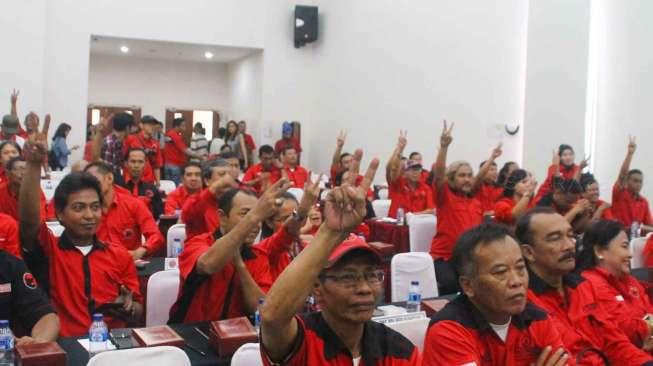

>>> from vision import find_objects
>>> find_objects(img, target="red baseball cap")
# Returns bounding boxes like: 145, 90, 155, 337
325, 234, 381, 269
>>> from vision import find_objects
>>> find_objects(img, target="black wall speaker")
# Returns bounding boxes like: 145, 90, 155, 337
294, 5, 318, 48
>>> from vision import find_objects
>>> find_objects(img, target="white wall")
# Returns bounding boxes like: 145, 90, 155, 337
227, 52, 263, 143
88, 54, 229, 122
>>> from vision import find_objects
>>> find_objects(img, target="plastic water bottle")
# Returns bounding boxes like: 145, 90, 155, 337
631, 222, 641, 239
171, 238, 183, 257
0, 320, 14, 366
88, 313, 108, 356
397, 208, 405, 226
406, 281, 421, 313
254, 298, 264, 336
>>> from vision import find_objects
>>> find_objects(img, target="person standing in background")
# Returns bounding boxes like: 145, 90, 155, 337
50, 123, 79, 170
122, 115, 163, 185
163, 117, 201, 185
238, 120, 256, 167
209, 127, 226, 156
190, 123, 209, 163
274, 121, 302, 157
224, 120, 248, 170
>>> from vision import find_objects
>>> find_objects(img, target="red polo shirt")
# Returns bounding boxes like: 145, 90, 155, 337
243, 164, 282, 194
243, 133, 256, 150
181, 188, 220, 239
494, 197, 535, 226
478, 183, 503, 213
251, 228, 296, 282
274, 137, 302, 155
612, 184, 653, 228
593, 199, 615, 220
95, 188, 164, 255
123, 132, 162, 184
430, 184, 482, 260
582, 267, 653, 346
171, 231, 272, 323
163, 129, 187, 167
32, 226, 142, 336
422, 295, 567, 365
0, 214, 21, 258
261, 312, 420, 366
534, 164, 580, 203
0, 183, 47, 223
527, 271, 653, 365
387, 177, 434, 218
164, 185, 198, 215
284, 165, 309, 189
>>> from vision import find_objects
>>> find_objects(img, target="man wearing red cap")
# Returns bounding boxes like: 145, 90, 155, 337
260, 158, 420, 365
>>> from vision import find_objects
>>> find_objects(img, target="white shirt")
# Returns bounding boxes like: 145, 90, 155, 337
489, 318, 511, 342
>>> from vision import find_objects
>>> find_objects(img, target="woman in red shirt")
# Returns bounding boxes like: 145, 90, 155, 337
0, 141, 21, 185
580, 173, 615, 221
493, 169, 536, 227
578, 219, 653, 347
534, 144, 587, 204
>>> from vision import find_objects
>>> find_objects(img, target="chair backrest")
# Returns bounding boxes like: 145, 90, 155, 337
146, 269, 180, 326
159, 180, 177, 195
231, 343, 263, 366
390, 252, 438, 302
167, 224, 187, 257
383, 317, 430, 351
371, 199, 391, 219
407, 214, 437, 252
287, 188, 304, 202
87, 346, 190, 366
378, 188, 389, 200
631, 236, 650, 269
46, 221, 65, 237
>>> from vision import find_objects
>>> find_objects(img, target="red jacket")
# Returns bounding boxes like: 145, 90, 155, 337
612, 184, 653, 229
164, 185, 197, 215
527, 271, 653, 365
181, 188, 220, 240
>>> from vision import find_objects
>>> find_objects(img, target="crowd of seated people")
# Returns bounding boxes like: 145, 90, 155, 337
3, 87, 653, 365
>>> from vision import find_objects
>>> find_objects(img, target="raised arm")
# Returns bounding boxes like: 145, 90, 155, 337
19, 117, 50, 251
331, 130, 346, 168
574, 155, 590, 182
617, 136, 637, 188
511, 177, 537, 219
386, 130, 407, 184
473, 142, 502, 191
195, 179, 291, 275
260, 158, 379, 363
433, 120, 454, 194
10, 89, 18, 118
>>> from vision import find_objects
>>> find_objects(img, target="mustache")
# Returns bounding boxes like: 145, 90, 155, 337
559, 252, 575, 262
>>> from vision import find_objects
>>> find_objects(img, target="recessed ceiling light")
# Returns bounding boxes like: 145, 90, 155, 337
120, 45, 129, 53
204, 51, 214, 59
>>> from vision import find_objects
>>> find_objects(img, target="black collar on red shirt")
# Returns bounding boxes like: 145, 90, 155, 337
528, 269, 585, 294
57, 230, 106, 251
212, 228, 255, 260
431, 294, 548, 333
303, 312, 415, 364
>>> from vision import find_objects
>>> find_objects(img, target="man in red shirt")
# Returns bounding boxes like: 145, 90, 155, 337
612, 136, 653, 231
274, 122, 302, 157
169, 180, 292, 323
477, 159, 503, 216
85, 161, 164, 260
181, 159, 239, 239
580, 173, 614, 221
163, 117, 200, 186
430, 121, 499, 295
385, 131, 434, 218
536, 177, 592, 233
260, 159, 419, 366
219, 151, 243, 180
122, 115, 163, 185
517, 208, 653, 364
122, 149, 163, 219
238, 121, 256, 167
281, 146, 309, 189
19, 134, 142, 337
329, 130, 354, 185
408, 151, 430, 184
423, 223, 569, 365
0, 157, 47, 222
164, 162, 203, 215
243, 145, 282, 194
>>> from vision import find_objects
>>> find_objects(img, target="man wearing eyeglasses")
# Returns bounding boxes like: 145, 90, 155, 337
259, 158, 420, 365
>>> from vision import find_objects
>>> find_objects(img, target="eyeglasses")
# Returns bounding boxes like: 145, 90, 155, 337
320, 270, 385, 288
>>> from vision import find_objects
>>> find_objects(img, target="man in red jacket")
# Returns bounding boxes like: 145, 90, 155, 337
164, 162, 203, 215
612, 136, 653, 231
517, 207, 653, 365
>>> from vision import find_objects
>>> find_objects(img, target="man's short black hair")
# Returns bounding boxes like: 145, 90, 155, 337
202, 159, 230, 180
515, 207, 557, 245
408, 152, 421, 160
219, 151, 239, 161
126, 148, 147, 160
628, 169, 643, 179
84, 161, 114, 175
6, 156, 25, 171
53, 172, 104, 213
259, 145, 274, 156
140, 115, 159, 124
112, 113, 134, 132
173, 118, 185, 128
552, 177, 582, 194
217, 188, 257, 216
451, 222, 512, 279
479, 160, 497, 169
579, 173, 597, 191
281, 145, 297, 155
182, 162, 202, 175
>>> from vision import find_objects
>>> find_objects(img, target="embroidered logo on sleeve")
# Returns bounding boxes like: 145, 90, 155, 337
23, 273, 37, 290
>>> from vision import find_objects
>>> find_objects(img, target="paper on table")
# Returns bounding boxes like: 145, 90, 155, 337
77, 338, 117, 352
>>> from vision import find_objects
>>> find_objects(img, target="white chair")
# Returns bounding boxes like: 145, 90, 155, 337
407, 214, 436, 253
46, 221, 65, 237
145, 269, 180, 326
87, 346, 190, 366
630, 233, 652, 269
378, 188, 389, 200
390, 252, 438, 302
287, 187, 304, 202
384, 317, 430, 351
159, 180, 177, 195
372, 199, 391, 219
40, 179, 59, 201
231, 343, 263, 366
167, 224, 186, 257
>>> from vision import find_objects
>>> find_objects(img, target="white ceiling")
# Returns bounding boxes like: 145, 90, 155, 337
90, 35, 261, 63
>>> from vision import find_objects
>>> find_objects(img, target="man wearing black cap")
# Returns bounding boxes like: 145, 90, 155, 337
259, 157, 420, 365
385, 131, 434, 218
1, 115, 25, 148
122, 115, 162, 185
